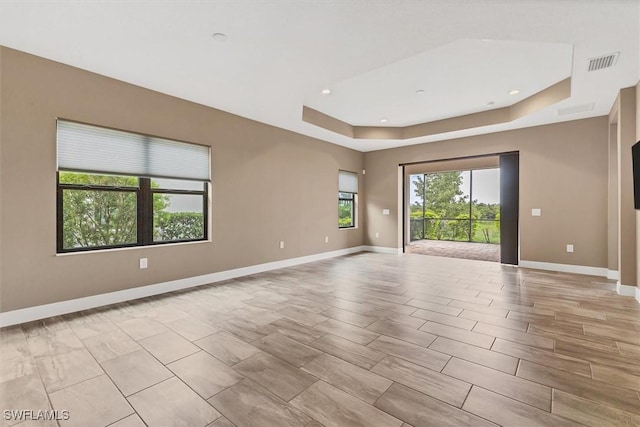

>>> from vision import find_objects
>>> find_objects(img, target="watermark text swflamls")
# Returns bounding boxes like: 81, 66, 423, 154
3, 409, 70, 421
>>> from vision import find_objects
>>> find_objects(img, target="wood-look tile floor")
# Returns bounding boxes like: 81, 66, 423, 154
2, 253, 640, 427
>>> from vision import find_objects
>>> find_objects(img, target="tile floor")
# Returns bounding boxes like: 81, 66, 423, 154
1, 252, 639, 426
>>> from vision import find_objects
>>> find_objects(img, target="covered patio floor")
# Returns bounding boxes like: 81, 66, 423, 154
406, 239, 500, 262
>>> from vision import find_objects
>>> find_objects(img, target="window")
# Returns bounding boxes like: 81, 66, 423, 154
338, 170, 358, 228
56, 120, 210, 253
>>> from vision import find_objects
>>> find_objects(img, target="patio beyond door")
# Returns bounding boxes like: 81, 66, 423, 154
409, 168, 501, 245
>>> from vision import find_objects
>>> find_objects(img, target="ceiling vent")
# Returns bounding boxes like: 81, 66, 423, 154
587, 52, 619, 71
558, 103, 595, 116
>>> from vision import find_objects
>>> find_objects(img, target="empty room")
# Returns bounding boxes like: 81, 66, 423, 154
1, 1, 639, 426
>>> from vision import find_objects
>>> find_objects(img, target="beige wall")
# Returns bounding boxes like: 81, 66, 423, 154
364, 117, 609, 269
611, 87, 637, 286
637, 81, 640, 141
0, 47, 364, 312
608, 123, 619, 272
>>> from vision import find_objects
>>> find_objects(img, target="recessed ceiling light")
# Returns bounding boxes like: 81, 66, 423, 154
212, 33, 227, 42
415, 89, 425, 95
321, 89, 331, 95
380, 118, 388, 124
509, 89, 520, 95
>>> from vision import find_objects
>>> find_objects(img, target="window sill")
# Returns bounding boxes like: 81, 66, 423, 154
55, 239, 212, 256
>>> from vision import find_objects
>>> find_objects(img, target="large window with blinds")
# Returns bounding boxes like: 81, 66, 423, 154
338, 170, 358, 228
56, 120, 210, 253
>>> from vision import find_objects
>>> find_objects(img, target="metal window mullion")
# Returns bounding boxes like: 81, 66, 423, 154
139, 177, 153, 245
468, 169, 473, 242
422, 173, 426, 240
203, 182, 209, 240
58, 184, 138, 192
151, 189, 205, 195
350, 199, 355, 227
56, 172, 63, 253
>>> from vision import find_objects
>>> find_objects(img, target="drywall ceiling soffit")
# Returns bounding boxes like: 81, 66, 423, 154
0, 1, 638, 152
303, 76, 571, 139
304, 76, 572, 140
303, 38, 574, 139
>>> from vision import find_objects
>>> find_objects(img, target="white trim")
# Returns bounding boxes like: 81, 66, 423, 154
0, 245, 368, 327
607, 269, 620, 280
519, 260, 608, 277
616, 282, 640, 303
55, 239, 211, 257
363, 245, 403, 254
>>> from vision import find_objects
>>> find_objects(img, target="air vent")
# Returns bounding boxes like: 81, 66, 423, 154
558, 103, 595, 116
587, 52, 619, 71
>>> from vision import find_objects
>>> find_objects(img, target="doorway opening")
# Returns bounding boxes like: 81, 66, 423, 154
402, 153, 519, 264
407, 168, 500, 261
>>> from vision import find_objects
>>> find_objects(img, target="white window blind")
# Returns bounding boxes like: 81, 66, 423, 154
338, 170, 358, 193
57, 120, 210, 181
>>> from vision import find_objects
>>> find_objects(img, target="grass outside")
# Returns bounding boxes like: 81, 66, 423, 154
472, 220, 500, 244
410, 218, 500, 244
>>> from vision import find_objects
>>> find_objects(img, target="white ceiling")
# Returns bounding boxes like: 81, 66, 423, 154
0, 0, 638, 152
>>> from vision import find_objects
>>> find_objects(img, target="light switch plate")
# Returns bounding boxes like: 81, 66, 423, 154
566, 244, 574, 253
139, 258, 148, 269
532, 208, 541, 216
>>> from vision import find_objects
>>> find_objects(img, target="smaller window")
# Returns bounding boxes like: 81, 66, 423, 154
338, 170, 358, 228
339, 192, 355, 228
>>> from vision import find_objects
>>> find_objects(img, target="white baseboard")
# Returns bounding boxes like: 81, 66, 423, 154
616, 282, 640, 303
519, 260, 608, 278
0, 245, 369, 328
520, 262, 638, 303
362, 245, 403, 254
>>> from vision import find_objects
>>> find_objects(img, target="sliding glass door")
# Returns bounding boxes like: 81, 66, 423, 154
409, 168, 500, 244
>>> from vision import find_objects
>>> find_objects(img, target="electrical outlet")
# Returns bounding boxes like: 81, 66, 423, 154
139, 258, 148, 269
279, 241, 285, 249
325, 236, 329, 243
375, 232, 379, 238
532, 208, 541, 216
382, 209, 390, 215
566, 244, 574, 253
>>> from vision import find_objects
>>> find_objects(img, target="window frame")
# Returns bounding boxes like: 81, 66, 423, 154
56, 173, 208, 253
338, 191, 356, 229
